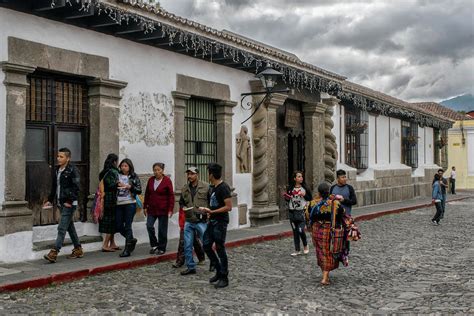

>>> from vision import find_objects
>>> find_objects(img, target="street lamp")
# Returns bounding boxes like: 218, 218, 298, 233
240, 63, 290, 124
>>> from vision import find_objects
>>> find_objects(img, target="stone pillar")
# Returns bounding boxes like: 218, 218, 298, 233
0, 62, 36, 236
249, 80, 288, 226
322, 97, 339, 183
302, 102, 327, 190
216, 100, 237, 187
171, 91, 191, 190
88, 78, 127, 191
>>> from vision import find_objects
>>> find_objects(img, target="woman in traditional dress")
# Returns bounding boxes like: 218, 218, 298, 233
307, 182, 358, 285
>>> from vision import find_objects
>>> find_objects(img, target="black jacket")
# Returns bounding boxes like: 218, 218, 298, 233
48, 163, 80, 205
330, 184, 357, 208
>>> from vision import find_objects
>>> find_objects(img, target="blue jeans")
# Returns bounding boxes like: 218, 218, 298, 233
184, 221, 208, 270
55, 205, 80, 251
116, 203, 136, 241
203, 220, 228, 275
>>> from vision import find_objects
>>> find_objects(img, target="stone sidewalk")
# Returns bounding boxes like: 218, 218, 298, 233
0, 193, 471, 292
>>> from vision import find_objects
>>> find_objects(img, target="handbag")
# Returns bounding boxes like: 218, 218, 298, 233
91, 178, 105, 224
329, 200, 345, 254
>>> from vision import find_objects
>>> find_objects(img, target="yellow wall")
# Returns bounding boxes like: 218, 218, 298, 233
447, 120, 474, 189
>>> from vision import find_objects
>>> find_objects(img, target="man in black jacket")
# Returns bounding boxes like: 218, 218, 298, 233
43, 148, 83, 263
330, 169, 357, 216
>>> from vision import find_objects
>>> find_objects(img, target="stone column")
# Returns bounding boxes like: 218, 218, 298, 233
302, 102, 327, 190
88, 78, 127, 191
0, 62, 35, 236
322, 97, 339, 183
171, 91, 191, 190
249, 80, 288, 226
216, 100, 237, 187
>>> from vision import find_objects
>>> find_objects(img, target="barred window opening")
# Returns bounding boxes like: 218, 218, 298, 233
401, 121, 418, 168
344, 107, 368, 170
184, 98, 217, 182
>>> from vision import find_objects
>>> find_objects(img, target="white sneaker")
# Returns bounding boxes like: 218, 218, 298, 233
303, 247, 310, 255
290, 251, 302, 256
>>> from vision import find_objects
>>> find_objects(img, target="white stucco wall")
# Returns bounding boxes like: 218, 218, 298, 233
0, 71, 5, 204
368, 114, 376, 166
418, 126, 426, 166
331, 104, 344, 164
389, 118, 402, 165
0, 8, 255, 259
425, 127, 434, 165
468, 132, 474, 176
376, 115, 390, 165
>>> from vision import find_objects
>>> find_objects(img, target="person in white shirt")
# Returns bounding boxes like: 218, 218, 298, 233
450, 166, 456, 195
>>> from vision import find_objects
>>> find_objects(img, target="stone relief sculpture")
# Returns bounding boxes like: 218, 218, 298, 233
236, 125, 251, 173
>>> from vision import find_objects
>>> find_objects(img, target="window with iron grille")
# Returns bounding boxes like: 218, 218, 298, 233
401, 121, 418, 168
344, 107, 368, 169
185, 98, 217, 182
26, 75, 89, 126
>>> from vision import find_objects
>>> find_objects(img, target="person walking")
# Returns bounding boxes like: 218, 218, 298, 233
99, 153, 120, 252
435, 169, 448, 219
330, 169, 357, 216
431, 174, 444, 225
450, 166, 456, 195
308, 182, 357, 285
284, 171, 312, 256
200, 163, 232, 289
177, 167, 208, 275
116, 158, 142, 257
144, 162, 175, 255
43, 148, 83, 263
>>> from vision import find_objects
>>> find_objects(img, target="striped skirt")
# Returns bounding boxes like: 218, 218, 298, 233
311, 222, 340, 271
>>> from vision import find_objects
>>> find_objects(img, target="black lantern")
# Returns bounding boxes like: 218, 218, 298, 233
240, 63, 289, 124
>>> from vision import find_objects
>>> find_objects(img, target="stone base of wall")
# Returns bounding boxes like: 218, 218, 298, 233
0, 201, 33, 236
351, 167, 439, 207
249, 206, 280, 227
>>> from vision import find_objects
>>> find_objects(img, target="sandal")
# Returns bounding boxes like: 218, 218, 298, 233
112, 246, 121, 251
101, 248, 115, 252
320, 280, 330, 285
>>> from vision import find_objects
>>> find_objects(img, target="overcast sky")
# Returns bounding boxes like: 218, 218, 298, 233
158, 0, 473, 102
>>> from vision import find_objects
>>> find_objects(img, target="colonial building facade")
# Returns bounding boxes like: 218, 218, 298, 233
0, 0, 453, 262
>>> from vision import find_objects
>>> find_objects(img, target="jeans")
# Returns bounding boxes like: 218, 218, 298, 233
450, 179, 456, 194
146, 215, 168, 251
55, 205, 80, 251
432, 201, 444, 223
116, 203, 136, 242
203, 220, 228, 275
440, 195, 446, 219
290, 220, 307, 251
184, 221, 207, 270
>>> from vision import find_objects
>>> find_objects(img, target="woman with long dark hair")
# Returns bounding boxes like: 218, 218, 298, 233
431, 173, 444, 225
116, 158, 142, 257
308, 182, 359, 285
99, 153, 119, 252
283, 170, 312, 256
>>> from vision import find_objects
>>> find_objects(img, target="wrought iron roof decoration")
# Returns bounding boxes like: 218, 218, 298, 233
48, 0, 453, 130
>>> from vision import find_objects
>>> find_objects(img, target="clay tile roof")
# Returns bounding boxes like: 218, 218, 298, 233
411, 102, 473, 121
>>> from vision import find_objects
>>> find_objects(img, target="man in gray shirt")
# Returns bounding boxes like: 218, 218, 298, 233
330, 169, 357, 216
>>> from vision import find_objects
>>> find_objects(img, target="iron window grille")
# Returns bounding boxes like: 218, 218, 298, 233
184, 98, 217, 182
345, 107, 369, 170
401, 121, 418, 168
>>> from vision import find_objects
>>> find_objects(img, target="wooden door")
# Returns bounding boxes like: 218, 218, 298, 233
26, 73, 89, 226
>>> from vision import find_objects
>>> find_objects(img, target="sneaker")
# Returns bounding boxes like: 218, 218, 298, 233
303, 247, 309, 255
155, 249, 165, 255
149, 247, 158, 254
290, 251, 302, 256
197, 259, 205, 266
431, 220, 437, 225
44, 249, 58, 263
209, 273, 220, 283
67, 247, 84, 259
172, 262, 184, 268
180, 269, 196, 276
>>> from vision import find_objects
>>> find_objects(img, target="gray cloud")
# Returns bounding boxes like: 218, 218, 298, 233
159, 0, 474, 102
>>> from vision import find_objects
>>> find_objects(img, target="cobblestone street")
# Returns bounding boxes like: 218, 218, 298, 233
1, 198, 473, 314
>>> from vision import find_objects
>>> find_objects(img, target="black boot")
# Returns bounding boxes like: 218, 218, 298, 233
129, 238, 138, 253
120, 239, 132, 257
209, 272, 220, 283
214, 274, 229, 288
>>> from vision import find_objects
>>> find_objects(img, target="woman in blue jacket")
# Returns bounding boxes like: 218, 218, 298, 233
431, 174, 444, 225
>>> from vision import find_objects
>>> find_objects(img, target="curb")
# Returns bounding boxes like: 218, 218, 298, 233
0, 196, 470, 293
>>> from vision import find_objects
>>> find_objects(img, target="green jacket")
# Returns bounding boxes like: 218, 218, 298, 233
180, 181, 210, 222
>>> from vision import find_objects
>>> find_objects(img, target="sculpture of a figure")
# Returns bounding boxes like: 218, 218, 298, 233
236, 125, 251, 173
